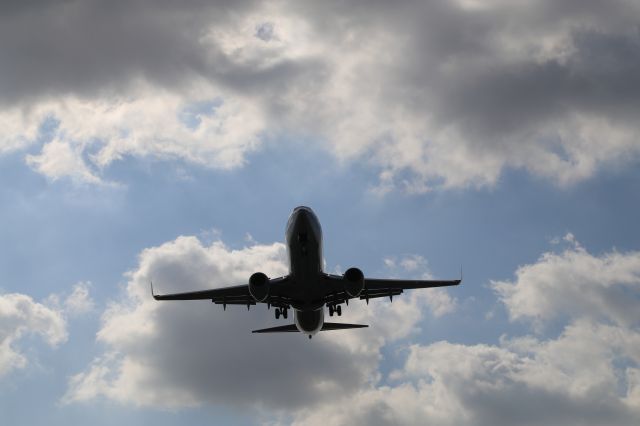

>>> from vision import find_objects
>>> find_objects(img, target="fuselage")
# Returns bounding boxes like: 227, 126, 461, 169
285, 206, 326, 335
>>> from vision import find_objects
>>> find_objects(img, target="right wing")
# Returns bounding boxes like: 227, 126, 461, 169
364, 277, 461, 291
151, 276, 291, 308
321, 274, 461, 304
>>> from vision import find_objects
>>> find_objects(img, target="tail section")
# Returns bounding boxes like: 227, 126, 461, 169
252, 324, 299, 333
321, 322, 368, 331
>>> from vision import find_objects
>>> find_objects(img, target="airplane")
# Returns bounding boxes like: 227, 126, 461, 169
152, 206, 461, 338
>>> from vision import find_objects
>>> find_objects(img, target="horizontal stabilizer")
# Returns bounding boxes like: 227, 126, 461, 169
252, 324, 299, 333
252, 323, 369, 333
321, 322, 368, 331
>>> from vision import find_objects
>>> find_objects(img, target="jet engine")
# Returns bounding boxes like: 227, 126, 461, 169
344, 267, 364, 297
249, 272, 270, 302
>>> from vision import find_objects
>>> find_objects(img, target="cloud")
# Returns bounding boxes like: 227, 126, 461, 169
492, 233, 640, 328
63, 233, 640, 424
381, 254, 458, 317
16, 92, 266, 183
64, 235, 453, 410
2, 0, 640, 187
64, 282, 95, 316
26, 138, 102, 184
0, 293, 67, 377
295, 323, 640, 426
292, 236, 640, 425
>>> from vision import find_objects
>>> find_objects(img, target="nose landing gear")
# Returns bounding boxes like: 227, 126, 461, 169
328, 305, 342, 317
275, 307, 288, 319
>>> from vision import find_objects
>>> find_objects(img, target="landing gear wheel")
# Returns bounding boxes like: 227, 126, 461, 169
283, 308, 288, 319
329, 306, 334, 316
275, 309, 280, 319
337, 305, 342, 316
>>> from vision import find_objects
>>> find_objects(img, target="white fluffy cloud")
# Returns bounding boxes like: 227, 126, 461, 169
0, 293, 67, 377
292, 236, 640, 425
2, 1, 640, 188
492, 233, 640, 328
64, 236, 450, 409
26, 138, 102, 184
64, 282, 95, 316
382, 254, 457, 317
15, 91, 265, 184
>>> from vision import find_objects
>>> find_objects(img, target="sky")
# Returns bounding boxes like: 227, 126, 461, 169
1, 1, 640, 425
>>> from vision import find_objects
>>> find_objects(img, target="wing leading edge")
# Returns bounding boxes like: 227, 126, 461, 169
321, 274, 461, 305
364, 277, 461, 291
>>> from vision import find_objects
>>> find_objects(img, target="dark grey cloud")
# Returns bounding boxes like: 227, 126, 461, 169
135, 302, 369, 409
465, 384, 638, 426
0, 0, 255, 104
3, 0, 640, 186
313, 0, 640, 140
431, 29, 640, 143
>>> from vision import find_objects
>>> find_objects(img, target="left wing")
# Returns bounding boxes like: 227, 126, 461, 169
151, 276, 291, 309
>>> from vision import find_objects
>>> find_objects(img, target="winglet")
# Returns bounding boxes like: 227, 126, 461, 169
150, 281, 158, 300
460, 265, 463, 283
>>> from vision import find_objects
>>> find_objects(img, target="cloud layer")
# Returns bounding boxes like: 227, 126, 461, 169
62, 232, 640, 424
64, 236, 450, 410
2, 0, 639, 188
0, 293, 67, 377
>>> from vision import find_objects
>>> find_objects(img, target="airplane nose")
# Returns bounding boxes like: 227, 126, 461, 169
295, 210, 309, 227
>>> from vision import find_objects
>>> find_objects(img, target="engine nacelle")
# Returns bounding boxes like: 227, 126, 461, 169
344, 267, 364, 297
249, 272, 270, 302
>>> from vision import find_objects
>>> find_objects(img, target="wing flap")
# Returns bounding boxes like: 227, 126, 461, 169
360, 288, 403, 300
213, 300, 256, 306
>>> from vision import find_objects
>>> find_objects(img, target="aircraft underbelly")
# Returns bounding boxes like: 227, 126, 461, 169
289, 244, 325, 304
286, 206, 327, 307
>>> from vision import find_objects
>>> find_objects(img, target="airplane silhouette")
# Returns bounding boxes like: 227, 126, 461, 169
152, 206, 461, 338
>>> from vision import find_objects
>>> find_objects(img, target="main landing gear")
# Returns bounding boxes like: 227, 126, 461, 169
275, 307, 288, 319
328, 305, 342, 317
